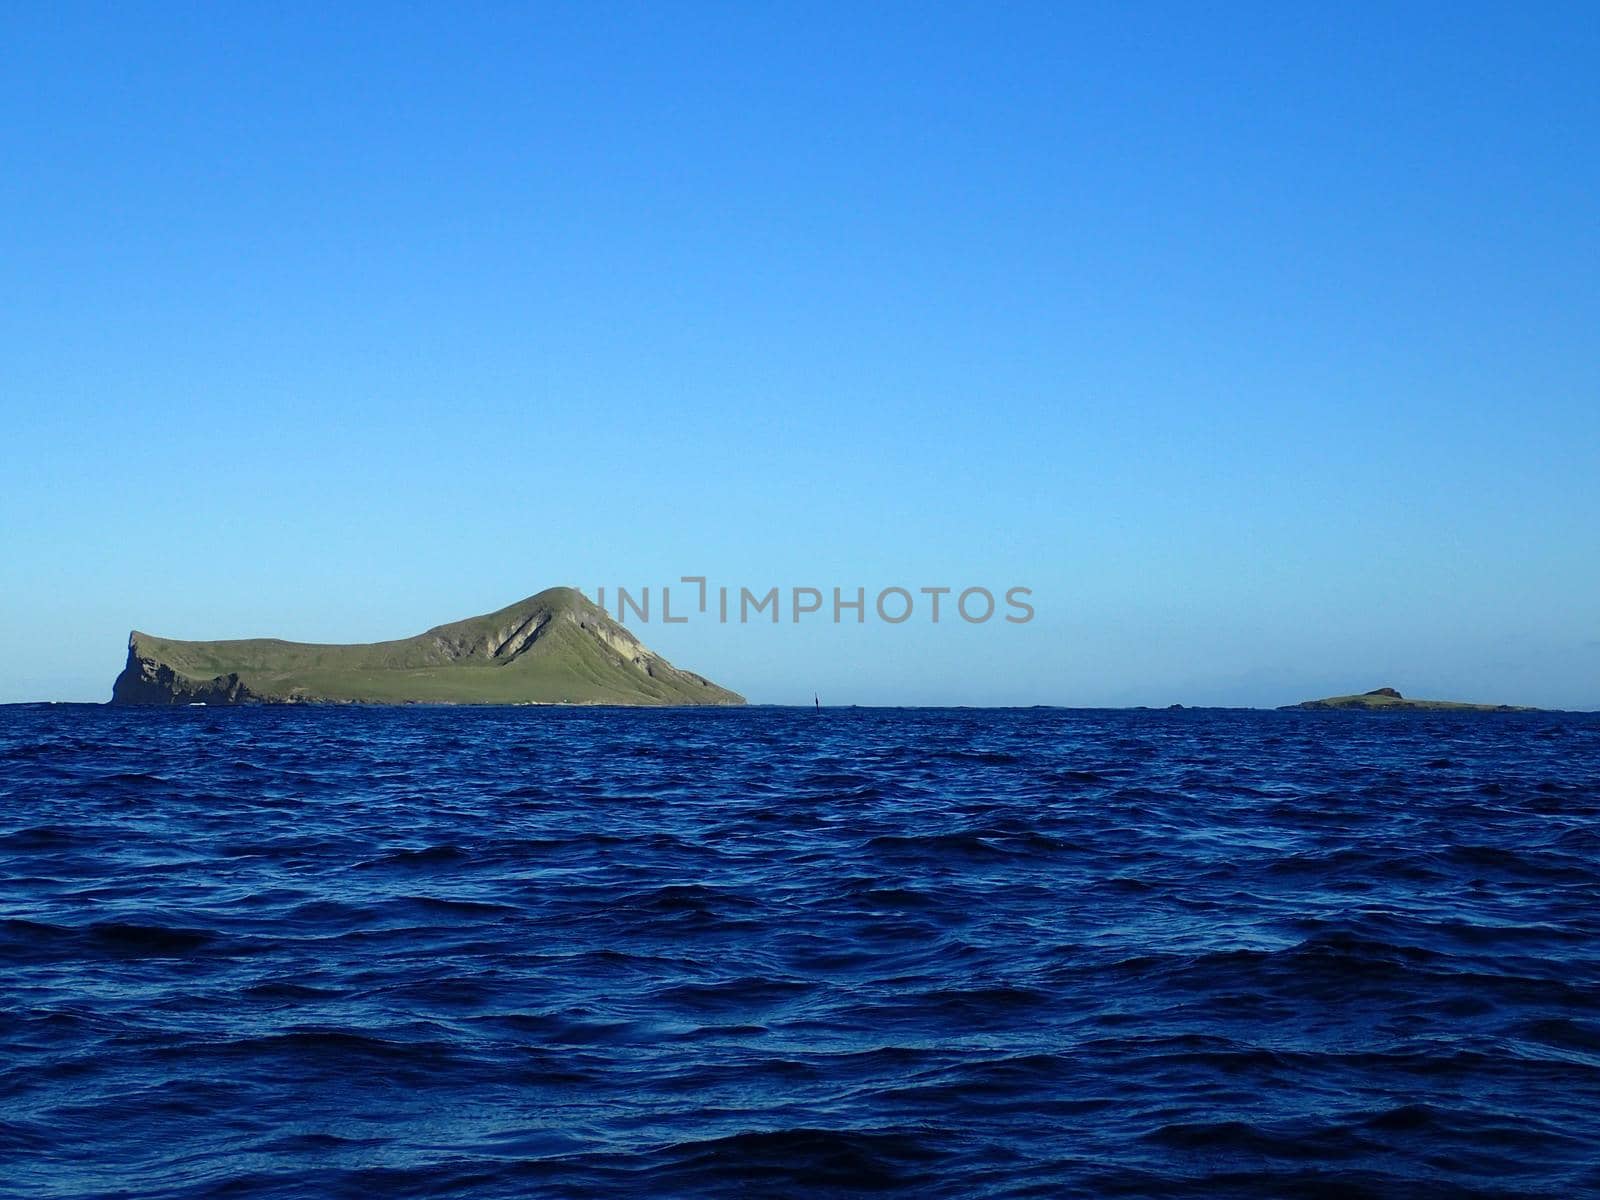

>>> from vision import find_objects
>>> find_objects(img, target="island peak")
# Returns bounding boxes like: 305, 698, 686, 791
111, 587, 743, 706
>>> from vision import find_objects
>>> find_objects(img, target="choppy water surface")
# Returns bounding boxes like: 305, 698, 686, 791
3, 705, 1600, 1198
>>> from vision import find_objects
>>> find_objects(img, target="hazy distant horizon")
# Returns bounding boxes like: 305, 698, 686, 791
6, 584, 1591, 713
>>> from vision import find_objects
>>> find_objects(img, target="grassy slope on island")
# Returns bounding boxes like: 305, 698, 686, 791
114, 587, 743, 706
1287, 687, 1537, 712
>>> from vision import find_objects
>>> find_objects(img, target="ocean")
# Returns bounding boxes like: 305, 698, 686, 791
3, 704, 1599, 1198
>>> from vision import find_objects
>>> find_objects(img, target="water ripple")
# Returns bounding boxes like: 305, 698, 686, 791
1, 704, 1599, 1197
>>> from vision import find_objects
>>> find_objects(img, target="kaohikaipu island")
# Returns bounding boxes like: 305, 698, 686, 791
1284, 687, 1538, 712
111, 587, 743, 706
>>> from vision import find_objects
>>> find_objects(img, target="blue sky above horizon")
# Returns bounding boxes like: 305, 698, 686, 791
3, 3, 1597, 707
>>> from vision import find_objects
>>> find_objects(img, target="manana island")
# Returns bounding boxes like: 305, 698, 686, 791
111, 587, 744, 706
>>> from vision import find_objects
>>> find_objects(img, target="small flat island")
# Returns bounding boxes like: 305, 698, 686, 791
110, 587, 744, 706
1283, 687, 1537, 712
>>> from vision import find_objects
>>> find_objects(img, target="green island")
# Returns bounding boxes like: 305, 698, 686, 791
1284, 687, 1537, 712
110, 587, 743, 706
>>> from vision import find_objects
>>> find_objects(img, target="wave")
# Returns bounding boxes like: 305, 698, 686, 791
3, 704, 1600, 1197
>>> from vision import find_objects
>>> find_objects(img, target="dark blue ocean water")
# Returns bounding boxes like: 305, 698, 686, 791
3, 706, 1600, 1199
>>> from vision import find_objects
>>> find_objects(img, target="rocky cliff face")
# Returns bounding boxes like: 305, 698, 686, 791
111, 637, 263, 705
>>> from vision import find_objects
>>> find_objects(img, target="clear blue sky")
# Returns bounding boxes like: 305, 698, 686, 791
3, 3, 1597, 707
